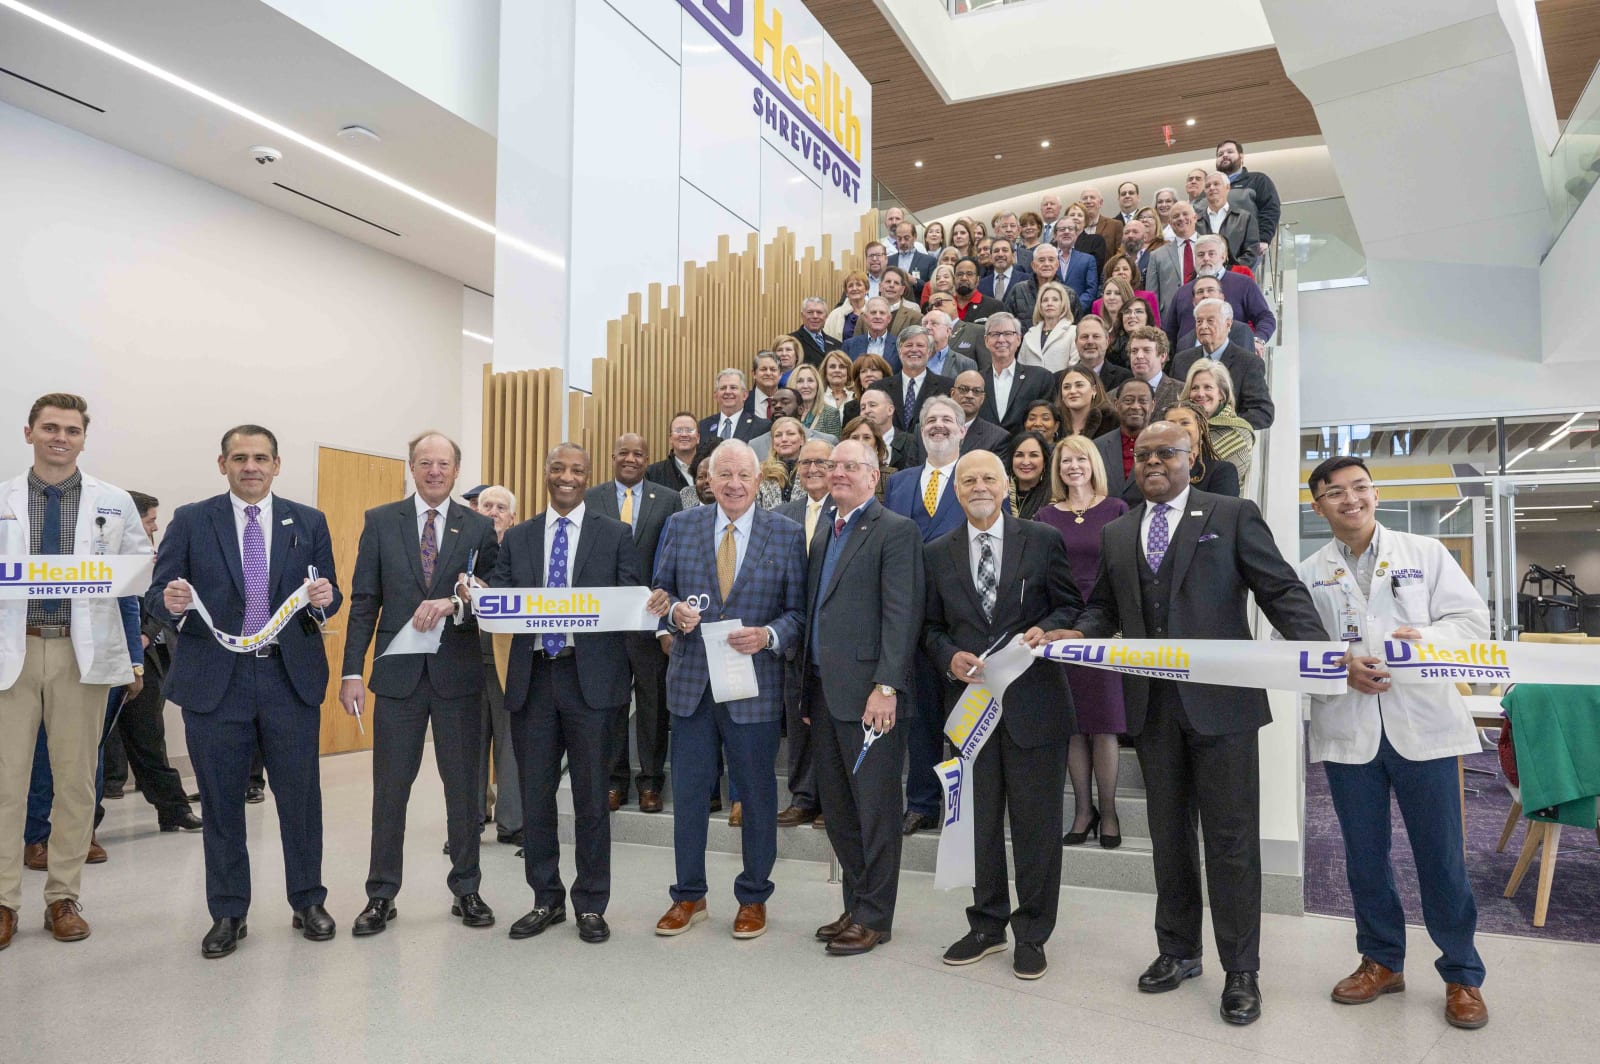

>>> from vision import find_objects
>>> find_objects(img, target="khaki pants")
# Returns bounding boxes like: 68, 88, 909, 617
0, 636, 111, 910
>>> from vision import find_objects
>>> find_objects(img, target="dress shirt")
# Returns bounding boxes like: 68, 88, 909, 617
1336, 522, 1385, 608
902, 369, 929, 406
967, 515, 1005, 592
544, 502, 586, 650
919, 459, 956, 512
615, 480, 643, 526
712, 505, 779, 651
865, 332, 887, 356
991, 267, 1014, 300
928, 347, 952, 376
673, 454, 694, 485
1120, 212, 1137, 225
715, 412, 741, 438
230, 492, 274, 557
1120, 431, 1137, 477
867, 273, 882, 297
752, 390, 774, 419
992, 363, 1016, 418
805, 329, 829, 351
1145, 370, 1167, 394
26, 468, 84, 628
894, 251, 919, 272
880, 425, 897, 448
803, 493, 827, 548
1173, 236, 1196, 277
414, 492, 449, 542
1207, 205, 1229, 233
1139, 486, 1190, 567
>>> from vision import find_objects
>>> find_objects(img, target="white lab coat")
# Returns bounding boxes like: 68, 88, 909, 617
0, 471, 152, 691
1297, 526, 1489, 764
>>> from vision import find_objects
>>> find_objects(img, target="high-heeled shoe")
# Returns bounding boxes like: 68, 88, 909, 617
1099, 820, 1123, 849
1062, 808, 1100, 846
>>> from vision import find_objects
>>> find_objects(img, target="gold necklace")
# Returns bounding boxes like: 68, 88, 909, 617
1065, 494, 1098, 523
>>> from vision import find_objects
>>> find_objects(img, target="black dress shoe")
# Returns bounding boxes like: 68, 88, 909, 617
351, 898, 396, 936
942, 930, 1008, 965
496, 829, 524, 846
185, 791, 202, 803
160, 811, 204, 833
1139, 953, 1204, 992
452, 892, 495, 928
292, 904, 336, 941
1220, 971, 1262, 1025
509, 905, 567, 940
104, 784, 125, 799
244, 786, 265, 805
1014, 942, 1048, 980
577, 912, 610, 943
201, 917, 246, 959
902, 811, 935, 836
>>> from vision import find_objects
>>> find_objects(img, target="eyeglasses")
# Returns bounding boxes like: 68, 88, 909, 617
952, 385, 985, 396
797, 458, 832, 469
1314, 484, 1376, 502
817, 460, 874, 474
1133, 446, 1191, 463
987, 330, 1020, 339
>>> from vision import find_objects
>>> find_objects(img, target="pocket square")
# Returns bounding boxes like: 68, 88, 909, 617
1198, 532, 1220, 542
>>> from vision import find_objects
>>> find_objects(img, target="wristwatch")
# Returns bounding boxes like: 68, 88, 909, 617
131, 664, 145, 677
875, 684, 895, 697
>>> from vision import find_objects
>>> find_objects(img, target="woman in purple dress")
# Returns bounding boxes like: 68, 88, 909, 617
1036, 435, 1128, 847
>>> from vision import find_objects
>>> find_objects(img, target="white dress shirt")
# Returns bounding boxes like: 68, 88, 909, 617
967, 515, 1005, 593
1207, 205, 1229, 232
414, 492, 447, 544
544, 502, 586, 649
991, 267, 1013, 300
991, 364, 1016, 419
752, 390, 773, 419
230, 492, 274, 556
919, 459, 956, 512
1139, 486, 1190, 568
902, 368, 929, 407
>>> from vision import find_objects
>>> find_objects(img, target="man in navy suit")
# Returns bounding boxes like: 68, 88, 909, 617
491, 444, 638, 945
977, 313, 1056, 436
154, 424, 340, 959
889, 221, 937, 291
882, 397, 969, 835
648, 440, 807, 941
978, 241, 1021, 303
699, 369, 771, 446
791, 297, 842, 367
841, 298, 900, 373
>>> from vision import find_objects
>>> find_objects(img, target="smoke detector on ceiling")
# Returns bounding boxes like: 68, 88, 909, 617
337, 125, 381, 144
249, 146, 282, 165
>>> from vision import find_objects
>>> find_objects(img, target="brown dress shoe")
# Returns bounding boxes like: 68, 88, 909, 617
825, 922, 888, 956
23, 842, 47, 872
815, 911, 853, 941
86, 836, 108, 864
776, 805, 819, 827
0, 905, 16, 950
607, 790, 623, 812
732, 903, 767, 939
811, 813, 826, 829
639, 791, 663, 813
728, 801, 743, 827
1445, 984, 1488, 1029
44, 899, 90, 942
1331, 957, 1405, 1004
655, 898, 707, 936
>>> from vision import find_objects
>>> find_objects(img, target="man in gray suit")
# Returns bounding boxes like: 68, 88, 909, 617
773, 439, 836, 827
585, 433, 683, 814
341, 432, 501, 936
1145, 200, 1200, 318
802, 439, 924, 956
1094, 379, 1155, 505
922, 308, 980, 380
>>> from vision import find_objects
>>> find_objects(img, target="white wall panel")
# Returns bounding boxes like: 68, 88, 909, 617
760, 142, 823, 261
569, 1, 682, 391
680, 178, 757, 275
602, 0, 682, 62
679, 11, 761, 229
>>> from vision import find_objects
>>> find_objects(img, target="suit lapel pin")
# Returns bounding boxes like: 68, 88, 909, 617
1190, 511, 1203, 517
281, 518, 294, 526
449, 527, 459, 534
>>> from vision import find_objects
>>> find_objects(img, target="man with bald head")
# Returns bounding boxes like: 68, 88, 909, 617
1144, 200, 1200, 317
342, 431, 501, 937
586, 433, 683, 813
948, 371, 1012, 463
1039, 192, 1063, 244
924, 450, 1084, 980
1056, 420, 1325, 1025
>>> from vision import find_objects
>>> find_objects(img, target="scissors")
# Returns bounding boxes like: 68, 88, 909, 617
306, 565, 331, 630
683, 593, 712, 613
853, 722, 884, 775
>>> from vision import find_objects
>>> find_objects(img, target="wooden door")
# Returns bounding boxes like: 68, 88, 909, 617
316, 446, 406, 754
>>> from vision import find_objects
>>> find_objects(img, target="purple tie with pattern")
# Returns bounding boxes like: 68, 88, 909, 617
421, 508, 439, 584
243, 504, 269, 633
1146, 503, 1171, 573
543, 517, 570, 657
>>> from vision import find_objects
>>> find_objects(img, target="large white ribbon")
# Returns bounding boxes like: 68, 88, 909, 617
934, 639, 1038, 891
1380, 638, 1600, 686
469, 586, 656, 633
1034, 638, 1351, 694
0, 554, 152, 599
187, 583, 313, 654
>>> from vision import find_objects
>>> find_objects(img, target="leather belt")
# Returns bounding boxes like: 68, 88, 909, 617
27, 626, 70, 639
251, 644, 282, 658
537, 647, 575, 660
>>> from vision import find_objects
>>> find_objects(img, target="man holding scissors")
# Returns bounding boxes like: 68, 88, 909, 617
801, 438, 924, 956
922, 450, 1083, 980
154, 424, 338, 958
648, 439, 806, 941
340, 431, 499, 936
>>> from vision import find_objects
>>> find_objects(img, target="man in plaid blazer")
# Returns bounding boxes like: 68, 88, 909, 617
647, 440, 807, 941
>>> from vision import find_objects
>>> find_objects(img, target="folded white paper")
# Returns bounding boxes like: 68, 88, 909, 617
377, 623, 444, 658
702, 618, 760, 703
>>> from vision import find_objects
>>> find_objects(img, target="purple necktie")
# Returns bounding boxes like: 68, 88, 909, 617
1146, 503, 1171, 573
243, 504, 269, 633
543, 517, 570, 657
421, 508, 439, 584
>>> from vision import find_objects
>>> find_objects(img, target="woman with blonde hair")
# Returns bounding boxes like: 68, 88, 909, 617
788, 364, 843, 438
1183, 358, 1256, 482
758, 416, 807, 509
771, 334, 804, 386
1019, 280, 1077, 372
824, 270, 870, 341
918, 262, 957, 309
1036, 434, 1129, 846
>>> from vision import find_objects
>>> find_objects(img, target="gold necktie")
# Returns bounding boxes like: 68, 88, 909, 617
923, 469, 940, 517
717, 523, 738, 601
619, 486, 634, 526
804, 499, 821, 554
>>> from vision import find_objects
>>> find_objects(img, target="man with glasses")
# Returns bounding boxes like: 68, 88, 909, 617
646, 412, 702, 494
1163, 236, 1277, 350
977, 312, 1054, 436
1171, 299, 1274, 430
1095, 379, 1155, 504
920, 308, 980, 380
928, 291, 992, 372
1053, 420, 1326, 1026
952, 258, 1003, 327
948, 371, 1012, 464
1298, 456, 1490, 1031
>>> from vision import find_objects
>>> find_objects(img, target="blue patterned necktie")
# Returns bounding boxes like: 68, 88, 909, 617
543, 517, 569, 657
1146, 503, 1171, 573
903, 376, 919, 429
243, 504, 270, 633
40, 484, 64, 615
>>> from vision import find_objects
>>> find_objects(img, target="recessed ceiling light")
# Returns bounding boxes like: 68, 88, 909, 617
337, 124, 381, 144
1185, 118, 1196, 127
993, 153, 1004, 160
914, 160, 923, 168
1040, 140, 1050, 149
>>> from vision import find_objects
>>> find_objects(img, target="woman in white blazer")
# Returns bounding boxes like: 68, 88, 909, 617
1019, 281, 1077, 374
1297, 455, 1490, 1030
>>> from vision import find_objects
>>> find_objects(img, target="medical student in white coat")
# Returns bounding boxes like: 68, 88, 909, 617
0, 393, 151, 947
1299, 456, 1489, 1032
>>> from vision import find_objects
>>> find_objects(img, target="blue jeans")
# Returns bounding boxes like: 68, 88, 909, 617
1323, 729, 1485, 987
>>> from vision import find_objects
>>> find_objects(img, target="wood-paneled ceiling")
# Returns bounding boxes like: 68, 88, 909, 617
806, 0, 1600, 213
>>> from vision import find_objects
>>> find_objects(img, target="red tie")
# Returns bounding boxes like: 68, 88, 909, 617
834, 517, 846, 538
1181, 240, 1195, 284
